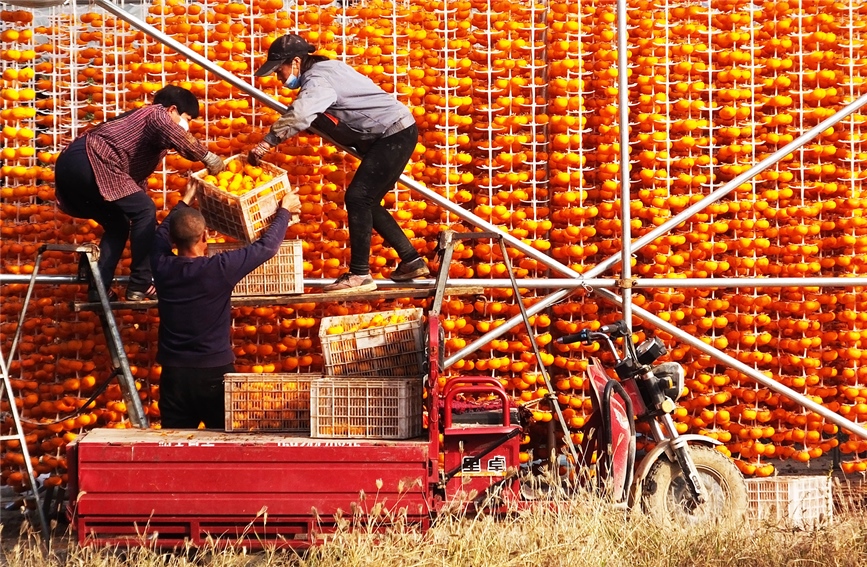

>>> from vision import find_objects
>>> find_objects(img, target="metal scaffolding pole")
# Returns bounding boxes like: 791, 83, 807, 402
11, 274, 867, 290
616, 0, 633, 326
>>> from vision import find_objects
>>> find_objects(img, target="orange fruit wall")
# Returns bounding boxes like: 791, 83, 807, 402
1, 0, 867, 490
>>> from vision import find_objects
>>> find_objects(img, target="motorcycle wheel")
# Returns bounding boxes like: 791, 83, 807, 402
641, 445, 748, 527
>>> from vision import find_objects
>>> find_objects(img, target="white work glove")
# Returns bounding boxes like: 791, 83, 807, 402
248, 141, 272, 166
202, 152, 225, 175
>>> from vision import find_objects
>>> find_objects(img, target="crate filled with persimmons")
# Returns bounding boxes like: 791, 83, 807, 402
208, 239, 304, 296
223, 373, 323, 433
310, 377, 424, 440
318, 308, 425, 378
193, 154, 296, 242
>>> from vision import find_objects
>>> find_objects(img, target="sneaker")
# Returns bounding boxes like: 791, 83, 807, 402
323, 273, 377, 293
125, 284, 157, 302
87, 288, 119, 303
390, 257, 430, 282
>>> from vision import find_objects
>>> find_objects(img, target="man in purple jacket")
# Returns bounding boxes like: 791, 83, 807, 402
151, 183, 298, 429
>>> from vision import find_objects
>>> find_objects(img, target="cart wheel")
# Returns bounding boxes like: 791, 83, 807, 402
641, 445, 748, 527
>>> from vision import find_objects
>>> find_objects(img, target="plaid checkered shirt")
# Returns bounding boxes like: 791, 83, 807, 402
84, 104, 209, 201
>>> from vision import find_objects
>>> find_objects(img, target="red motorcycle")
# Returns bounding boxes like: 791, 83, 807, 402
555, 320, 748, 524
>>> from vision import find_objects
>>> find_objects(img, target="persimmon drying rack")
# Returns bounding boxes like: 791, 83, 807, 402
3, 0, 867, 547
1, 0, 866, 443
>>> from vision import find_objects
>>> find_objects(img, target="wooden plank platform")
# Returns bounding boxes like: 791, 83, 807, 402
72, 286, 485, 312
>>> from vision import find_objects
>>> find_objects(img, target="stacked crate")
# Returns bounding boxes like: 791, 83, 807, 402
223, 373, 317, 433
222, 308, 425, 439
313, 308, 426, 439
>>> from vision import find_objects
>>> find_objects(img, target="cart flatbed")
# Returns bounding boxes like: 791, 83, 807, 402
68, 428, 432, 548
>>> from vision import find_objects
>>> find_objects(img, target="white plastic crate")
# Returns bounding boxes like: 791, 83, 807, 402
208, 240, 303, 296
310, 378, 424, 439
194, 154, 294, 242
318, 308, 424, 378
745, 475, 832, 529
224, 373, 321, 432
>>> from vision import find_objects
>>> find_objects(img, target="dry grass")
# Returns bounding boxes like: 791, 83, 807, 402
1, 491, 865, 567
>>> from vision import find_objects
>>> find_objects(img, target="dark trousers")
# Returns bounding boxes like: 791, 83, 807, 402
344, 124, 420, 275
54, 136, 156, 292
158, 364, 234, 429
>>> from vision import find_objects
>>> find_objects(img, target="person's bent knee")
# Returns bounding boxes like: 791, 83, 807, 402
100, 214, 131, 236
129, 197, 157, 222
344, 185, 377, 210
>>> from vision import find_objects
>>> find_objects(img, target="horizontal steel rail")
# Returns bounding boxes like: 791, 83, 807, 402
8, 274, 867, 290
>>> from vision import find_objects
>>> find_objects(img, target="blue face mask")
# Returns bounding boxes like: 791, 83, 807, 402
284, 73, 301, 89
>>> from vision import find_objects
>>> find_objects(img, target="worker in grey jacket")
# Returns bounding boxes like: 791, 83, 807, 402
249, 34, 429, 293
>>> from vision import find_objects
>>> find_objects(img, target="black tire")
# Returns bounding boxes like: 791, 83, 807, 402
641, 445, 748, 527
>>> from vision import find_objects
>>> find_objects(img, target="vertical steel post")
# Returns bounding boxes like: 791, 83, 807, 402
615, 0, 633, 326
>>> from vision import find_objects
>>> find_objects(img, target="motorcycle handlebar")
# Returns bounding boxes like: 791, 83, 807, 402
556, 331, 589, 345
556, 320, 630, 345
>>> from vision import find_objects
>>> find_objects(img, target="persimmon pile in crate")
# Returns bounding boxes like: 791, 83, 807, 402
193, 154, 294, 241
201, 159, 277, 196
2, 0, 867, 494
319, 308, 425, 377
223, 373, 317, 432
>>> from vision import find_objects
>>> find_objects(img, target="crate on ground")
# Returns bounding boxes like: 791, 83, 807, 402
224, 373, 321, 432
318, 308, 424, 378
194, 154, 294, 243
310, 377, 423, 439
208, 240, 303, 296
745, 475, 832, 529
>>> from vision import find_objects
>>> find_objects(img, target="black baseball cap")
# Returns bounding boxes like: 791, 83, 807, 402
254, 34, 315, 77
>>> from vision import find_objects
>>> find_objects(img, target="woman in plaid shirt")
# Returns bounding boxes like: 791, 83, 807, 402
54, 86, 225, 302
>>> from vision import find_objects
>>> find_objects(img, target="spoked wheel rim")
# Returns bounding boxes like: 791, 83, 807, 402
664, 466, 731, 525
642, 445, 748, 528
